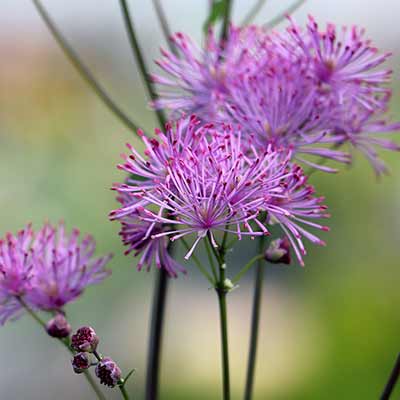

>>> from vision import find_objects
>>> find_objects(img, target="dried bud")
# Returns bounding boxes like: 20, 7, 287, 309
95, 358, 122, 387
45, 314, 71, 338
72, 352, 91, 374
71, 326, 99, 353
265, 237, 291, 265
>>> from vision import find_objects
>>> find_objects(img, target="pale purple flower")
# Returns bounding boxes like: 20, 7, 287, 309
25, 223, 112, 311
334, 99, 400, 175
285, 16, 393, 110
111, 118, 329, 265
227, 53, 351, 172
0, 223, 112, 324
151, 26, 267, 120
116, 208, 185, 277
265, 237, 291, 265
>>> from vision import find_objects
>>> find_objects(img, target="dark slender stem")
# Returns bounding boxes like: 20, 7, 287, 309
17, 298, 106, 400
145, 267, 169, 400
152, 0, 178, 56
381, 353, 400, 400
119, 0, 166, 127
217, 287, 230, 400
244, 235, 266, 400
119, 385, 130, 400
208, 234, 230, 400
31, 0, 141, 133
221, 0, 233, 42
118, 4, 172, 400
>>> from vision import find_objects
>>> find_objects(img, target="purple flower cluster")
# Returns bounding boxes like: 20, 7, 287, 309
111, 16, 399, 275
153, 17, 400, 175
111, 117, 329, 269
0, 223, 112, 324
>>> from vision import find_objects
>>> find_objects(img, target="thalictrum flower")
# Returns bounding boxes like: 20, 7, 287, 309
151, 26, 267, 120
0, 223, 112, 324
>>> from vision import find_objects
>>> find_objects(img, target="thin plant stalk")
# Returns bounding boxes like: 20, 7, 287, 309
240, 0, 267, 26
117, 3, 175, 399
263, 0, 306, 29
208, 235, 231, 400
244, 235, 266, 400
17, 298, 106, 400
380, 353, 400, 400
31, 0, 141, 133
221, 0, 233, 42
152, 0, 178, 56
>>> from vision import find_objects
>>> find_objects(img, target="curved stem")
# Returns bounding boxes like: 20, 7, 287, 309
119, 0, 166, 127
244, 235, 266, 400
119, 385, 131, 400
240, 0, 267, 26
232, 253, 264, 284
181, 238, 215, 285
263, 0, 306, 29
31, 0, 141, 134
381, 353, 400, 400
17, 298, 106, 400
152, 0, 178, 56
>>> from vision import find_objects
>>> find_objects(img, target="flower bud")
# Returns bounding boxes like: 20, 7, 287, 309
71, 326, 99, 353
45, 314, 71, 338
72, 352, 91, 374
265, 237, 291, 265
95, 358, 122, 387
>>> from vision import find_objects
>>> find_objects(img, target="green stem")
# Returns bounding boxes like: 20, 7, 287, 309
119, 0, 166, 127
119, 385, 130, 400
240, 0, 267, 26
243, 235, 266, 400
217, 286, 230, 400
17, 298, 106, 400
181, 238, 215, 285
232, 253, 264, 284
93, 350, 131, 400
205, 237, 219, 282
208, 235, 230, 400
152, 0, 178, 56
31, 0, 140, 133
221, 0, 233, 42
263, 0, 306, 29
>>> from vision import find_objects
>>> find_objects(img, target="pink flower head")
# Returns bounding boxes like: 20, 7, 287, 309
151, 25, 267, 120
116, 207, 185, 278
286, 15, 393, 110
25, 223, 112, 311
227, 53, 350, 172
111, 116, 329, 265
0, 225, 38, 324
334, 97, 400, 175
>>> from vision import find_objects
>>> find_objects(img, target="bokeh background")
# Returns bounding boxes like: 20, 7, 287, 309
1, 1, 399, 399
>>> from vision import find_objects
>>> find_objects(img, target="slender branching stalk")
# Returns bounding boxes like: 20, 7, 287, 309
263, 0, 306, 29
244, 235, 266, 400
208, 234, 231, 400
152, 0, 178, 56
240, 0, 267, 26
31, 0, 141, 133
17, 298, 106, 400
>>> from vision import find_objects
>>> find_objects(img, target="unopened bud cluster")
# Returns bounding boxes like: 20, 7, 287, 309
70, 326, 122, 388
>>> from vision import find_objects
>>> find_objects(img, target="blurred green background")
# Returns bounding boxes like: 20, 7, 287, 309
1, 1, 399, 399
